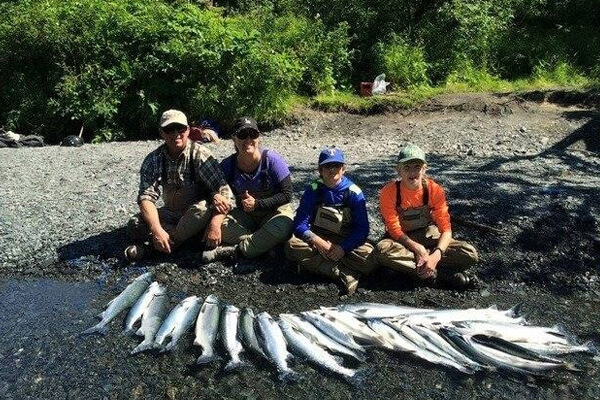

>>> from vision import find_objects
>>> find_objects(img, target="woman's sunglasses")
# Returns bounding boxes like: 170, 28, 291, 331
235, 129, 259, 140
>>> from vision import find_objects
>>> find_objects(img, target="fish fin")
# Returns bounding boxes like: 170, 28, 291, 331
223, 359, 250, 372
163, 340, 178, 353
552, 323, 567, 336
196, 353, 221, 365
135, 327, 144, 336
565, 362, 582, 372
122, 328, 135, 337
130, 341, 153, 355
278, 370, 300, 384
488, 304, 499, 311
81, 323, 108, 336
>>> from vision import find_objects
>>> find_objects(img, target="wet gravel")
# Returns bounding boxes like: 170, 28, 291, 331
0, 91, 599, 399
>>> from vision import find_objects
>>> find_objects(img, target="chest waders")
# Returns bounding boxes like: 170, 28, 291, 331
312, 183, 352, 240
395, 179, 433, 233
162, 154, 201, 216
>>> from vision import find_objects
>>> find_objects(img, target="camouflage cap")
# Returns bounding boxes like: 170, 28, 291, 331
397, 144, 426, 164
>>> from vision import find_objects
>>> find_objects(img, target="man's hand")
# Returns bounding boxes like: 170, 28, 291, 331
151, 227, 173, 254
326, 244, 345, 261
415, 248, 441, 279
213, 193, 231, 214
241, 190, 256, 212
205, 219, 222, 248
311, 236, 332, 259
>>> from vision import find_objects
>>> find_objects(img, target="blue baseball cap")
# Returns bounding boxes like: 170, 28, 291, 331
318, 147, 345, 165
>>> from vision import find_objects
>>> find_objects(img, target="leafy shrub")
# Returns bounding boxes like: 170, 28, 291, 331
375, 36, 429, 89
0, 0, 349, 142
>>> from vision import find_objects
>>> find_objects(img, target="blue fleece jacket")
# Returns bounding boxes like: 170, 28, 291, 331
293, 176, 369, 253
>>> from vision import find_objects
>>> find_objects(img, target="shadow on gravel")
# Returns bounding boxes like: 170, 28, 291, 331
479, 110, 600, 174
57, 226, 129, 261
337, 154, 599, 294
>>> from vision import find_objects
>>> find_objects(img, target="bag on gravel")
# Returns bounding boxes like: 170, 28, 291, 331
372, 74, 389, 95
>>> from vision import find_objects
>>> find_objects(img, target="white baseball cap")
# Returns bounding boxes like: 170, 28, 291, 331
160, 109, 188, 128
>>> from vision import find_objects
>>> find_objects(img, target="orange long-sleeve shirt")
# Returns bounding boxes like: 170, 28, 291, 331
379, 179, 451, 240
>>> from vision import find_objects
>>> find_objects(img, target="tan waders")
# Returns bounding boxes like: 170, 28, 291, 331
218, 203, 294, 258
285, 234, 375, 295
126, 178, 214, 261
375, 225, 478, 277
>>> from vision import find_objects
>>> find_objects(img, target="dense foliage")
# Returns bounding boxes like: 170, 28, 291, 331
0, 0, 598, 142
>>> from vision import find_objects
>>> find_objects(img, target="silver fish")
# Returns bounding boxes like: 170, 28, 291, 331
453, 321, 571, 345
280, 314, 366, 362
130, 285, 169, 355
399, 305, 526, 327
239, 308, 266, 359
316, 309, 392, 348
256, 312, 299, 383
124, 282, 162, 335
301, 311, 365, 353
221, 305, 247, 371
409, 324, 484, 371
82, 272, 153, 335
194, 294, 222, 365
512, 340, 597, 356
154, 295, 202, 352
338, 303, 433, 319
279, 319, 364, 384
440, 328, 554, 376
370, 320, 473, 374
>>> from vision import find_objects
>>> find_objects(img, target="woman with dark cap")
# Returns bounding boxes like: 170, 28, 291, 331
201, 117, 294, 262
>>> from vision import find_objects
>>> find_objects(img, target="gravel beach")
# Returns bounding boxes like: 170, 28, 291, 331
1, 91, 599, 399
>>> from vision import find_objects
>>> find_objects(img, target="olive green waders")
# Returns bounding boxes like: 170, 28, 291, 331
220, 203, 294, 258
375, 225, 478, 277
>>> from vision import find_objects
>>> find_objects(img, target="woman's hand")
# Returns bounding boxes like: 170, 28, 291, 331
241, 190, 256, 212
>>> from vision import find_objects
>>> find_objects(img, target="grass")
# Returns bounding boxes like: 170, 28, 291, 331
310, 63, 599, 114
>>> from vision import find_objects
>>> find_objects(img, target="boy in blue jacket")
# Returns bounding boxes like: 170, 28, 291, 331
284, 148, 375, 295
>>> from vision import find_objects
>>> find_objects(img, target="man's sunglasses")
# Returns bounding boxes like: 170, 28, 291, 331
235, 129, 259, 140
162, 125, 187, 135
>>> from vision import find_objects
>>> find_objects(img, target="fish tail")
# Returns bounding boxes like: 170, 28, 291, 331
122, 328, 135, 337
584, 341, 597, 355
196, 351, 220, 365
506, 303, 523, 317
346, 367, 373, 387
278, 369, 300, 384
130, 341, 153, 355
81, 322, 108, 336
223, 359, 249, 372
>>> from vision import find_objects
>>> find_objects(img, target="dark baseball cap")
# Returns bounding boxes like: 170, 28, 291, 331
233, 116, 259, 134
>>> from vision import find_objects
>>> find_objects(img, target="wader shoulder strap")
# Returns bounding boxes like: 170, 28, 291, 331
396, 179, 429, 208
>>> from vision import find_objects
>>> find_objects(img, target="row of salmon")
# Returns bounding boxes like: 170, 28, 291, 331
82, 272, 596, 383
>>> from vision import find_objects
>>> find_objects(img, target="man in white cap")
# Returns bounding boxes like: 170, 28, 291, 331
124, 109, 235, 261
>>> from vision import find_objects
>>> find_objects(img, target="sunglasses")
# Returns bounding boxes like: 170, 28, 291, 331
235, 129, 259, 140
162, 125, 187, 135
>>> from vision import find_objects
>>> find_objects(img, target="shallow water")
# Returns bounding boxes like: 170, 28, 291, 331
0, 276, 599, 400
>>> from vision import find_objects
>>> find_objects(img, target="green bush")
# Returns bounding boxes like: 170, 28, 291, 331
375, 36, 429, 89
0, 0, 349, 142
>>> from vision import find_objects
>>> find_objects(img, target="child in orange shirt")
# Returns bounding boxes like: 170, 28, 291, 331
375, 144, 478, 288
